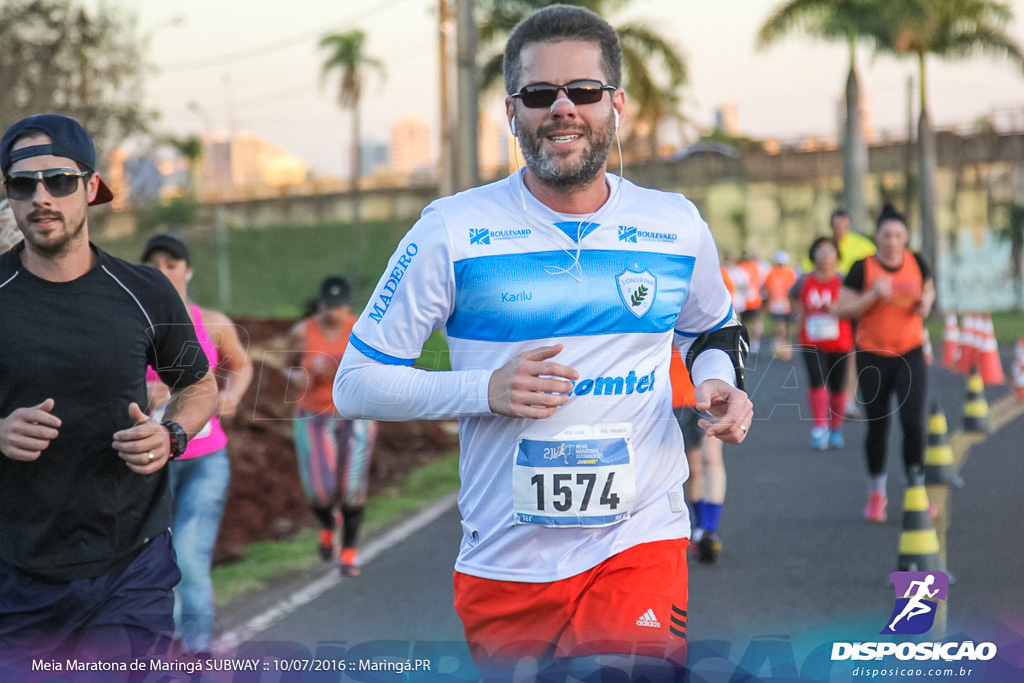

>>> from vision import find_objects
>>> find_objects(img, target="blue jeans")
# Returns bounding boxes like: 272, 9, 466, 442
169, 448, 230, 653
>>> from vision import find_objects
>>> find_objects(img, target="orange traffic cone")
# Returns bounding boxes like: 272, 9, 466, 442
1014, 338, 1024, 402
977, 315, 1005, 386
956, 314, 979, 376
941, 312, 959, 370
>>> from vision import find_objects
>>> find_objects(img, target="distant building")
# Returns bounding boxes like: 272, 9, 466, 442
263, 155, 307, 186
202, 135, 234, 191
391, 116, 433, 176
123, 155, 163, 206
361, 139, 389, 177
836, 91, 874, 144
107, 148, 128, 211
478, 110, 509, 179
199, 132, 308, 191
714, 103, 739, 137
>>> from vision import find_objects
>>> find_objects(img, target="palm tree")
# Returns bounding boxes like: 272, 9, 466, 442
618, 23, 688, 158
165, 134, 203, 197
476, 0, 688, 159
319, 29, 385, 233
871, 0, 1024, 285
758, 0, 888, 237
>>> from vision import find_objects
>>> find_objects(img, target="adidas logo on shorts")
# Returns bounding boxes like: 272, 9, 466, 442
636, 608, 661, 628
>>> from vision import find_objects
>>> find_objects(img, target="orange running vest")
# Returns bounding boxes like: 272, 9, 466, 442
298, 314, 357, 414
855, 251, 924, 356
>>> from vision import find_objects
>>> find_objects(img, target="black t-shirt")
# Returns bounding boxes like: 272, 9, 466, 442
844, 252, 932, 291
0, 243, 209, 581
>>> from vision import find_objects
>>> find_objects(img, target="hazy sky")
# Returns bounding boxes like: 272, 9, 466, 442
97, 0, 1024, 177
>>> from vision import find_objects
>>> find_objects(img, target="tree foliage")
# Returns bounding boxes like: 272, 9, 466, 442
319, 30, 386, 112
0, 0, 150, 161
319, 29, 386, 291
757, 0, 891, 51
476, 0, 688, 155
757, 0, 886, 234
870, 0, 1024, 287
868, 0, 1024, 109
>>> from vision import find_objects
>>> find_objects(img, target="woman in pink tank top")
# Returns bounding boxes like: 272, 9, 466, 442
142, 234, 253, 656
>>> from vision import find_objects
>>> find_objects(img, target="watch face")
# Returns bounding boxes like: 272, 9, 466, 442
164, 421, 187, 457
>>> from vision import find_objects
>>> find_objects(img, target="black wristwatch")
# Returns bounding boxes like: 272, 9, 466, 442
162, 421, 188, 460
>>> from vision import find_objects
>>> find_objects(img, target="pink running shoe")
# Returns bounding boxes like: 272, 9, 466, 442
864, 491, 887, 523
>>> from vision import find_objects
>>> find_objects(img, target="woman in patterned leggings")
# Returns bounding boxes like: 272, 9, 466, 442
283, 276, 377, 576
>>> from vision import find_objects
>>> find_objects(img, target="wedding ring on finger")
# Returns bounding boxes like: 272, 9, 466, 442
148, 452, 155, 462
740, 424, 747, 433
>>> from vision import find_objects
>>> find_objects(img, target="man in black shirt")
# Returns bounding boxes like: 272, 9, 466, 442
0, 114, 218, 671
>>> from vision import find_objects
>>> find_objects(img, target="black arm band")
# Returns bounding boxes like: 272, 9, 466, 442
684, 324, 750, 391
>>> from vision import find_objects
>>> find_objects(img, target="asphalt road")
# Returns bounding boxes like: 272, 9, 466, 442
212, 349, 1024, 682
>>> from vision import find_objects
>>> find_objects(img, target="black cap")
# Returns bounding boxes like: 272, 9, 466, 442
141, 234, 190, 265
1, 114, 113, 205
319, 275, 351, 307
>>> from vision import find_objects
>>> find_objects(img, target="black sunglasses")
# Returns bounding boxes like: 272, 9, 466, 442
4, 168, 90, 201
510, 79, 616, 109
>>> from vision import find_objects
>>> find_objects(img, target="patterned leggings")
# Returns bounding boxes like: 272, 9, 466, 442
293, 410, 377, 512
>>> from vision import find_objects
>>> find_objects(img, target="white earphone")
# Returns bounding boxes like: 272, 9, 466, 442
613, 109, 620, 131
510, 116, 517, 137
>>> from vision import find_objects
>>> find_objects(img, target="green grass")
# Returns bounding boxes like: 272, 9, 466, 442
102, 217, 456, 370
101, 218, 416, 318
100, 218, 1024, 350
926, 310, 1024, 347
415, 330, 452, 371
211, 450, 461, 606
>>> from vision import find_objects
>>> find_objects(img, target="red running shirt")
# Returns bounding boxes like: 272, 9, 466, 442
797, 274, 853, 353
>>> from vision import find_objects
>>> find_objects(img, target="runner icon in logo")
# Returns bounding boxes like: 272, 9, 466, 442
882, 571, 949, 635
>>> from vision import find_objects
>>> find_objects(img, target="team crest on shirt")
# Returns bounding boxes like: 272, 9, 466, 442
616, 267, 657, 318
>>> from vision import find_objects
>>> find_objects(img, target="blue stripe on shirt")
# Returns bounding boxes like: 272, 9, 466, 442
349, 334, 417, 366
447, 249, 695, 342
674, 306, 735, 338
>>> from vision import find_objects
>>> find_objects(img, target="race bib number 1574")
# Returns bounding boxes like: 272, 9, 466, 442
512, 424, 636, 527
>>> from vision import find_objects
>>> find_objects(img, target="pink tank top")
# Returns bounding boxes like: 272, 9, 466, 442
146, 303, 228, 459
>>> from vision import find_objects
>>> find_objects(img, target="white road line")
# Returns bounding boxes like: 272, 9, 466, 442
216, 492, 458, 650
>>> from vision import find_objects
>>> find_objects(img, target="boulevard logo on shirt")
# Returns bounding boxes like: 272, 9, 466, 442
469, 228, 532, 245
618, 225, 677, 244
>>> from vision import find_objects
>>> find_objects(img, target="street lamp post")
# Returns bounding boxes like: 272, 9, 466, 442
188, 100, 232, 310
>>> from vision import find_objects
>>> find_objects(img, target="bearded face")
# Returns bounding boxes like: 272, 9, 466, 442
517, 108, 616, 194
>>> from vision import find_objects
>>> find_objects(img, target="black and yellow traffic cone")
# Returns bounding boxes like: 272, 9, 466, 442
962, 371, 990, 434
924, 403, 964, 489
897, 474, 942, 572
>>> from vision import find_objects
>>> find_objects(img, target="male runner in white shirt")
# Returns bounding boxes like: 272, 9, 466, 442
334, 5, 752, 678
